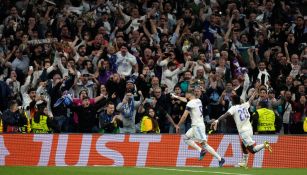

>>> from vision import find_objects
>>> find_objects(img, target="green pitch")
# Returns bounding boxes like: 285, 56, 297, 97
0, 166, 307, 175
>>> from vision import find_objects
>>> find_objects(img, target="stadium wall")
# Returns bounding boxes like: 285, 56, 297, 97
0, 134, 306, 168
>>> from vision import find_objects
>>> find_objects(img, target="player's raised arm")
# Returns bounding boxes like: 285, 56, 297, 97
248, 90, 258, 104
211, 112, 231, 131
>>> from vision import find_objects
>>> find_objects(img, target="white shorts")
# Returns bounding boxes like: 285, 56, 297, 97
239, 128, 255, 147
185, 125, 207, 142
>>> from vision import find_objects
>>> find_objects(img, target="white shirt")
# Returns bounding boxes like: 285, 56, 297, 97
116, 51, 137, 76
186, 99, 204, 126
227, 102, 252, 133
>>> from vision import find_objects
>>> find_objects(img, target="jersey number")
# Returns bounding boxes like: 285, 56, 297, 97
199, 106, 203, 117
238, 108, 249, 121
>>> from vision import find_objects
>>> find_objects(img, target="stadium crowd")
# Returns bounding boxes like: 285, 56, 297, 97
0, 0, 306, 134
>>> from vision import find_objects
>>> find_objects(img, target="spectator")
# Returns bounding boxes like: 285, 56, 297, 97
252, 101, 282, 134
99, 102, 120, 134
116, 91, 143, 133
140, 107, 160, 134
2, 100, 27, 133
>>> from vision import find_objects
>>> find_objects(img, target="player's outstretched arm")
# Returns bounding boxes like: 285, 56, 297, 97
176, 110, 189, 133
211, 112, 231, 131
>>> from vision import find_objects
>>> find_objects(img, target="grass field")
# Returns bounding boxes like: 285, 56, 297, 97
0, 166, 307, 175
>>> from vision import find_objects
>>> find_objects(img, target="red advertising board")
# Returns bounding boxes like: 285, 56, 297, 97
0, 134, 306, 168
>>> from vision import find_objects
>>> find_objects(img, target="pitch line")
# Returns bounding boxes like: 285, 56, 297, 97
137, 167, 253, 175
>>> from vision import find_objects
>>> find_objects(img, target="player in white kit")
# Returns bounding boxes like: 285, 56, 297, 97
211, 91, 272, 168
175, 91, 225, 167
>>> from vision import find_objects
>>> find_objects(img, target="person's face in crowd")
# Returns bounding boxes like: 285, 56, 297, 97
240, 34, 248, 44
98, 26, 107, 35
185, 92, 192, 101
151, 77, 159, 85
287, 33, 295, 44
285, 91, 292, 100
10, 7, 18, 17
102, 60, 110, 70
120, 45, 128, 56
268, 91, 275, 99
76, 19, 84, 28
106, 104, 115, 115
116, 19, 125, 29
276, 52, 284, 61
147, 59, 155, 69
83, 32, 90, 41
0, 38, 6, 46
210, 15, 217, 24
126, 82, 134, 91
299, 95, 306, 104
232, 79, 240, 87
174, 86, 181, 95
140, 36, 149, 46
125, 92, 133, 101
304, 79, 307, 87
153, 88, 162, 98
196, 69, 204, 78
100, 85, 107, 94
10, 103, 18, 112
291, 54, 299, 64
184, 71, 192, 80
81, 74, 89, 83
15, 49, 22, 58
131, 8, 140, 18
34, 45, 42, 55
265, 1, 273, 11
142, 66, 150, 75
194, 88, 202, 98
257, 34, 265, 44
286, 76, 293, 85
218, 57, 226, 66
168, 64, 176, 71
164, 3, 172, 13
144, 48, 152, 59
61, 57, 67, 66
298, 85, 305, 94
80, 90, 88, 100
258, 62, 266, 71
259, 89, 267, 99
110, 74, 119, 83
29, 90, 36, 100
221, 51, 228, 60
296, 17, 304, 27
116, 36, 125, 46
53, 74, 61, 83
78, 46, 86, 56
131, 30, 140, 39
61, 26, 70, 37
225, 83, 233, 92
159, 15, 168, 26
107, 45, 116, 54
28, 17, 36, 26
10, 71, 17, 81
199, 53, 206, 62
148, 108, 155, 118
82, 98, 90, 107
43, 107, 49, 115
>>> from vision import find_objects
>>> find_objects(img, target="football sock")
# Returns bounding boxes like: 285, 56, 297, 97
184, 139, 202, 152
203, 144, 222, 161
253, 144, 265, 153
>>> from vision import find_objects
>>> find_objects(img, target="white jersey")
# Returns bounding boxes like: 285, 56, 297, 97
186, 99, 204, 126
227, 102, 252, 133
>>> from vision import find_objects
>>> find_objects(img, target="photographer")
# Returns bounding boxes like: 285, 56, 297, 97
1, 100, 27, 133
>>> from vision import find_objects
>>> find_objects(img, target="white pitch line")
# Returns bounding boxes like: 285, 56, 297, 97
137, 167, 253, 175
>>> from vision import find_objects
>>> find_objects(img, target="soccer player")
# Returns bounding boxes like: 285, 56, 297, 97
175, 91, 225, 167
211, 91, 272, 168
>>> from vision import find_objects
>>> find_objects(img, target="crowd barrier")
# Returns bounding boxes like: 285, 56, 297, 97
0, 134, 306, 168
